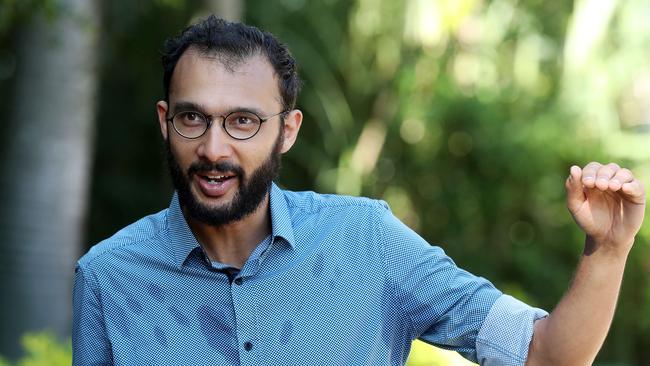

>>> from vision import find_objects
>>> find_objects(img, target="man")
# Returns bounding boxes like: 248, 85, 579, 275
72, 16, 645, 365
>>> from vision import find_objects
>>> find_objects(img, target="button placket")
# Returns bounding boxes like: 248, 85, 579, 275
230, 277, 259, 365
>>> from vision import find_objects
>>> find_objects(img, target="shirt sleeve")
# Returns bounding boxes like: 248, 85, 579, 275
72, 264, 113, 365
476, 294, 548, 365
378, 208, 546, 364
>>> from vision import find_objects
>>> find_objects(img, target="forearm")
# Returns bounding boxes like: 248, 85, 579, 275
525, 236, 629, 366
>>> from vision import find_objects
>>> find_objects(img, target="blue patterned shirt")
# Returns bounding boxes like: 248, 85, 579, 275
73, 183, 547, 365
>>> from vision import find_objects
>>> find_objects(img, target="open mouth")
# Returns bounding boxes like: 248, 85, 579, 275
200, 173, 236, 185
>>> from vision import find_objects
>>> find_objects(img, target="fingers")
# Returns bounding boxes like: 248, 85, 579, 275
566, 165, 586, 213
579, 162, 600, 189
581, 162, 627, 191
576, 161, 645, 202
621, 179, 646, 204
610, 168, 634, 191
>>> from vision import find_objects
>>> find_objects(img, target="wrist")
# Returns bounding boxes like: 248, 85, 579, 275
583, 235, 632, 262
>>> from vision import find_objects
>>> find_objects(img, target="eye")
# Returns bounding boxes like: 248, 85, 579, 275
182, 111, 199, 121
234, 114, 254, 125
226, 112, 260, 129
175, 111, 205, 126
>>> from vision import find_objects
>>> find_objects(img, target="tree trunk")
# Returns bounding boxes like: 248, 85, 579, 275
0, 0, 99, 358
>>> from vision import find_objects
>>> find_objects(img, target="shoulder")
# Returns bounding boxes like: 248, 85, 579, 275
279, 188, 390, 215
77, 208, 169, 270
274, 188, 396, 251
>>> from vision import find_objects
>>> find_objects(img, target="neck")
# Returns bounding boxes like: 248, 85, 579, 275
185, 194, 272, 269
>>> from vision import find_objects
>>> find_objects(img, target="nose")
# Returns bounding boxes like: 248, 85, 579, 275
196, 121, 234, 161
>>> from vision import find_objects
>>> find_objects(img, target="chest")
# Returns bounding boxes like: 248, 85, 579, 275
99, 250, 410, 365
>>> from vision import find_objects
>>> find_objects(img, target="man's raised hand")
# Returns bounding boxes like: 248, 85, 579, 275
565, 162, 646, 256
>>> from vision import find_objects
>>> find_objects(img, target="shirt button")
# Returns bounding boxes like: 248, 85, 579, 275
234, 278, 243, 285
243, 341, 253, 351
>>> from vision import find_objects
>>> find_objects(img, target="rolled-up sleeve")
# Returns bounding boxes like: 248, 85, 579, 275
476, 294, 548, 365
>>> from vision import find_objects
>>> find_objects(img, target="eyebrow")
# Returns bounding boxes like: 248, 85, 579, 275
171, 101, 207, 114
170, 101, 268, 117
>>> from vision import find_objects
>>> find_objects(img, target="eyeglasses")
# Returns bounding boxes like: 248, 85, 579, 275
166, 109, 286, 140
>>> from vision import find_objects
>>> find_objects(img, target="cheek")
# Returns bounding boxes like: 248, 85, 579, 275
170, 139, 197, 167
238, 149, 261, 171
239, 140, 275, 167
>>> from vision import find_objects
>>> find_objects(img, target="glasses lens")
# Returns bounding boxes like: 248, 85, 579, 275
224, 111, 262, 139
173, 111, 207, 138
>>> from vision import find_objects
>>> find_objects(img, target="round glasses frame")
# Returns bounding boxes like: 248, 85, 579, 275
166, 109, 287, 140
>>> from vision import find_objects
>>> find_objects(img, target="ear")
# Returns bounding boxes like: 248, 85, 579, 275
279, 109, 303, 154
156, 100, 169, 140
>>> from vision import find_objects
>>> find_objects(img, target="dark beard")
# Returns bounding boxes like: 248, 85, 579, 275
165, 136, 282, 227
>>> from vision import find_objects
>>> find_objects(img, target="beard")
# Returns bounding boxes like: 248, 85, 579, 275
165, 135, 282, 227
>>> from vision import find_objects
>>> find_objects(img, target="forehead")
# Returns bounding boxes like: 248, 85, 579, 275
169, 48, 281, 111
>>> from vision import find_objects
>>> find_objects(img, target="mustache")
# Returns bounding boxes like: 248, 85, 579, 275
187, 160, 245, 178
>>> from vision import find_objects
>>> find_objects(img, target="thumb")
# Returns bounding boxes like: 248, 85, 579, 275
565, 165, 586, 213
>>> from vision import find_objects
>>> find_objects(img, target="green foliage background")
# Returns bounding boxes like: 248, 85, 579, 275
1, 0, 649, 364
0, 333, 70, 366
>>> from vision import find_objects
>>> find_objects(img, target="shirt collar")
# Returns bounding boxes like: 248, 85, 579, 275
269, 182, 296, 249
167, 182, 295, 269
167, 192, 202, 269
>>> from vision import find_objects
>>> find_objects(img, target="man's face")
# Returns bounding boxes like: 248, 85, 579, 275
164, 130, 282, 226
156, 50, 300, 226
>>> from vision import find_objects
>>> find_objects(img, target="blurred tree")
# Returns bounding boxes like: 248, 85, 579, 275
0, 0, 100, 358
0, 332, 71, 366
200, 0, 243, 21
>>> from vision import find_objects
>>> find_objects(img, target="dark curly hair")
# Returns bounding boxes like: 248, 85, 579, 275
161, 15, 301, 111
